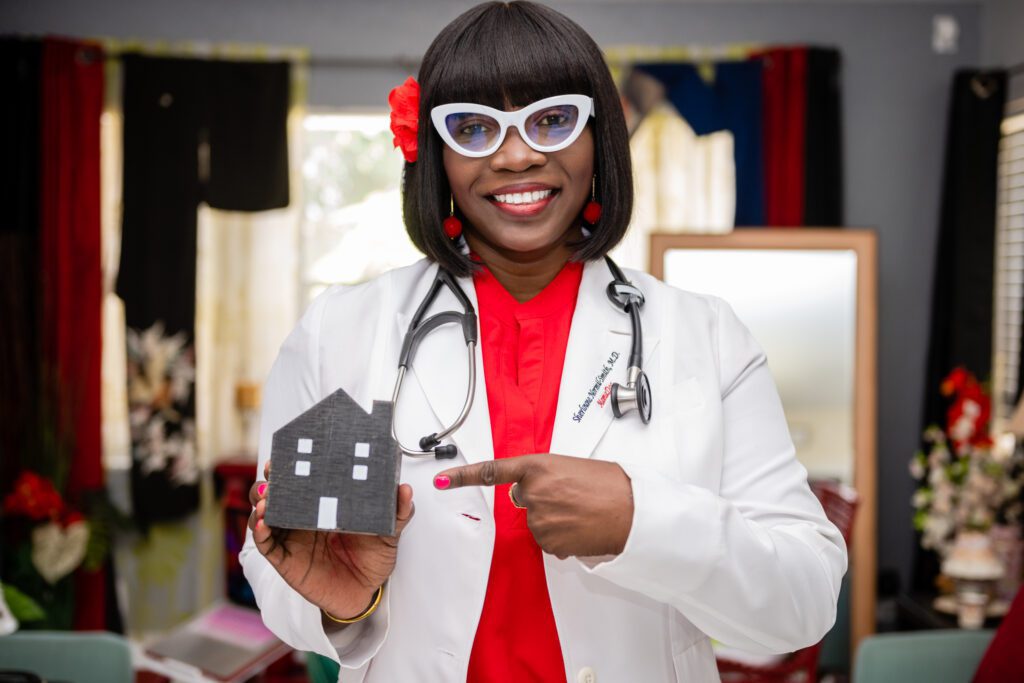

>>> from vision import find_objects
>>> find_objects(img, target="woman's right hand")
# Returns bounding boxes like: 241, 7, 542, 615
248, 460, 415, 621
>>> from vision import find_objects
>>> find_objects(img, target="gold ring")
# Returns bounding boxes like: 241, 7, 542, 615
508, 483, 527, 510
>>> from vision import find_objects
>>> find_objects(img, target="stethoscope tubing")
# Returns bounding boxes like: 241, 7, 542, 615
394, 257, 647, 459
392, 343, 476, 458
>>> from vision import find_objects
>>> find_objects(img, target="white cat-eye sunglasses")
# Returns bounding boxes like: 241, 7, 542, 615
430, 94, 595, 158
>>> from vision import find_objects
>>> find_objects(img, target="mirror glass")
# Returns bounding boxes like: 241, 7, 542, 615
664, 248, 858, 483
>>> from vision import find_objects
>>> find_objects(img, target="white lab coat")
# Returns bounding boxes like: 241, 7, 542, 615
240, 257, 847, 683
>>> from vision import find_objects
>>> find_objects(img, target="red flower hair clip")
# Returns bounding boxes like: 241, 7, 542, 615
389, 76, 420, 163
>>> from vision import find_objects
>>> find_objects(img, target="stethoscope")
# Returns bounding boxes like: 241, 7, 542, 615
392, 257, 651, 459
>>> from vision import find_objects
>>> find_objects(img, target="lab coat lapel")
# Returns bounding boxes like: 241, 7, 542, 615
549, 259, 660, 459
393, 265, 495, 472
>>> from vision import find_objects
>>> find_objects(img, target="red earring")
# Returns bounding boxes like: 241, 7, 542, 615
443, 195, 463, 239
583, 175, 602, 225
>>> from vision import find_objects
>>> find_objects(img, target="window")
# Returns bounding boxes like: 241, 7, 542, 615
300, 113, 423, 304
993, 103, 1024, 424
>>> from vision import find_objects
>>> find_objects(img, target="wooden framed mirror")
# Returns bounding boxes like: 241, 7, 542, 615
649, 228, 877, 656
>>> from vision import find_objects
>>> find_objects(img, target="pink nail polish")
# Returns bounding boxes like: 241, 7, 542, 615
434, 475, 451, 490
257, 483, 267, 497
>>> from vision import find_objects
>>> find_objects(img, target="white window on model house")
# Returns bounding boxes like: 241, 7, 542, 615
296, 438, 314, 476
352, 444, 372, 481
353, 442, 370, 480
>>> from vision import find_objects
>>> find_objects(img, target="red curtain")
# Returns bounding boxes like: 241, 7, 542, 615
758, 47, 808, 227
39, 36, 105, 630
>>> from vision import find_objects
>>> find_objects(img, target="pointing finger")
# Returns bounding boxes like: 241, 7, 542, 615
434, 456, 536, 490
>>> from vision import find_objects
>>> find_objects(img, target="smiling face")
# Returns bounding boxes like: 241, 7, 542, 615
405, 2, 632, 277
442, 114, 594, 261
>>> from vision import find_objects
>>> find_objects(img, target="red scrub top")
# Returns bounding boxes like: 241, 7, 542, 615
466, 259, 584, 683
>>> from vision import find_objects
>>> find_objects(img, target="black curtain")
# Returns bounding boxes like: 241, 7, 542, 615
804, 48, 843, 226
0, 37, 42, 489
922, 70, 1007, 429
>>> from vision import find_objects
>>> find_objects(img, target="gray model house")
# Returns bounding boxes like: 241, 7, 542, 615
264, 387, 401, 536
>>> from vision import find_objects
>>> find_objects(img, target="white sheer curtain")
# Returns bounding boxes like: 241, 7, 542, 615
100, 47, 305, 635
610, 102, 736, 273
194, 109, 303, 467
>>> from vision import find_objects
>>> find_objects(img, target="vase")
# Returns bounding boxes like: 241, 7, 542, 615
990, 524, 1023, 602
941, 530, 1005, 629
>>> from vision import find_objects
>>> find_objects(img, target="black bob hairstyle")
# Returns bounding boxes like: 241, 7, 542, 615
402, 1, 634, 277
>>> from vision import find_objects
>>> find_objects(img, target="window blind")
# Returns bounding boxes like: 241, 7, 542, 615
993, 108, 1024, 424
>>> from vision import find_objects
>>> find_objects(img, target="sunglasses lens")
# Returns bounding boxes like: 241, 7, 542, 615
444, 112, 502, 153
525, 104, 580, 148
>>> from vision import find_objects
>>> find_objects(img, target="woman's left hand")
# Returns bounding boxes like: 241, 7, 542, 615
433, 455, 634, 559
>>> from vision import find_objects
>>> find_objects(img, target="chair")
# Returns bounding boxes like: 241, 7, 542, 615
852, 629, 995, 683
0, 631, 132, 683
716, 480, 859, 682
307, 652, 341, 683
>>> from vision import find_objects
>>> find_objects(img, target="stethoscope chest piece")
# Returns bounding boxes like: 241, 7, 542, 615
611, 367, 652, 424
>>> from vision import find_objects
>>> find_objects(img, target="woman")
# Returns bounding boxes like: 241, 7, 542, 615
240, 2, 847, 681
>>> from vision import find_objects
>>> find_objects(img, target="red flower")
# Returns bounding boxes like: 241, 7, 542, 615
940, 367, 971, 397
389, 76, 420, 163
941, 367, 992, 449
3, 471, 65, 521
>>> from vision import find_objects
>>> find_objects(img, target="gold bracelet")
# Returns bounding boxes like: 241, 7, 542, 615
322, 585, 383, 624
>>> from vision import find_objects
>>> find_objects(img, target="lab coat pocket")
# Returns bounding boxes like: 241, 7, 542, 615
669, 376, 706, 413
633, 377, 705, 479
595, 377, 707, 482
665, 376, 722, 489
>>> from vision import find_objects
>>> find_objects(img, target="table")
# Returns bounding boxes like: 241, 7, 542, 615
896, 593, 1005, 631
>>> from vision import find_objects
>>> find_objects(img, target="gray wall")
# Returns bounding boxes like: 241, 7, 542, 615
3, 0, 1009, 596
982, 0, 1024, 100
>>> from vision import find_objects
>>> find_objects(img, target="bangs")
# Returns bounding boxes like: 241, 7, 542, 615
425, 3, 595, 110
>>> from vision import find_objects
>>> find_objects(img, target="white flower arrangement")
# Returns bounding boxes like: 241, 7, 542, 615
911, 369, 1024, 556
